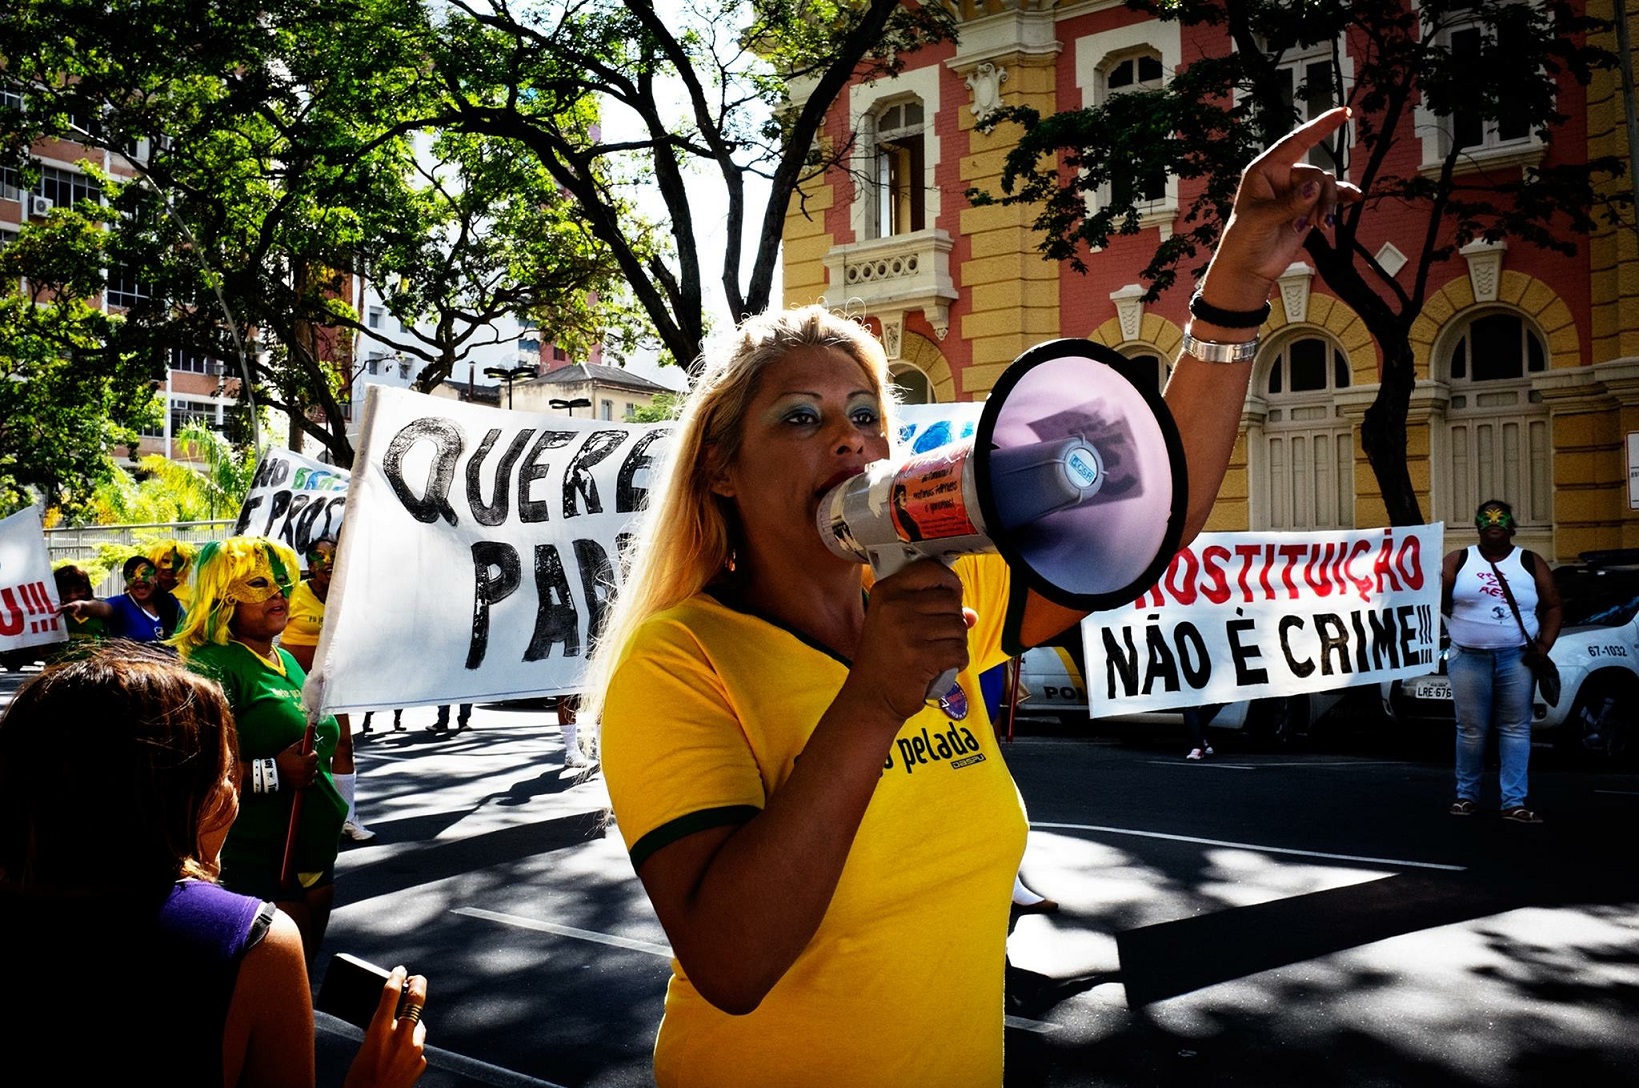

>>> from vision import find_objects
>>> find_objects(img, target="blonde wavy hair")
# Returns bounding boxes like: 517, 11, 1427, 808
581, 305, 892, 728
170, 536, 300, 655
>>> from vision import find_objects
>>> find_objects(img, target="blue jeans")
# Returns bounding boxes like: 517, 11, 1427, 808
1448, 644, 1534, 810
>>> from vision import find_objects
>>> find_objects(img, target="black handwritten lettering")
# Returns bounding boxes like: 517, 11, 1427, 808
468, 427, 536, 526
1102, 626, 1141, 698
384, 417, 463, 526
1398, 604, 1420, 665
1365, 608, 1403, 669
261, 490, 292, 537
234, 495, 262, 535
1142, 621, 1182, 695
563, 431, 629, 518
1314, 613, 1351, 675
523, 544, 580, 660
616, 429, 668, 513
468, 541, 522, 669
1174, 621, 1211, 687
573, 537, 616, 653
1227, 616, 1268, 685
1278, 615, 1315, 677
517, 430, 574, 523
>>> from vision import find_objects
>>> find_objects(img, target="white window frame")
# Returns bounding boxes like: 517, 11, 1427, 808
1415, 1, 1546, 175
1273, 37, 1352, 173
1251, 330, 1357, 531
1432, 307, 1553, 530
1075, 22, 1182, 238
848, 67, 942, 243
889, 362, 935, 405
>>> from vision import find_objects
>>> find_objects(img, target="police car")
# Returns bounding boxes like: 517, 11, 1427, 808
1381, 551, 1639, 764
1014, 643, 1348, 746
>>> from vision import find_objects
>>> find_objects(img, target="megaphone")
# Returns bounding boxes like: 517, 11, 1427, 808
817, 338, 1188, 708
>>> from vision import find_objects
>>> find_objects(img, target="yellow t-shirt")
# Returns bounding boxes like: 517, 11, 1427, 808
279, 580, 324, 649
601, 554, 1025, 1088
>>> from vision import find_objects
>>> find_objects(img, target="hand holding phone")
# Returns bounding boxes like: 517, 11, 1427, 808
322, 955, 430, 1087
317, 953, 413, 1028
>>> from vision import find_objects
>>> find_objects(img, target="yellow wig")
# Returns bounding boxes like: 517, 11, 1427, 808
170, 536, 299, 655
147, 539, 198, 607
146, 539, 197, 572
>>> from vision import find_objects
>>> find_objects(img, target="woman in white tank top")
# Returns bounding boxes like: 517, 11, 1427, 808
1439, 500, 1562, 823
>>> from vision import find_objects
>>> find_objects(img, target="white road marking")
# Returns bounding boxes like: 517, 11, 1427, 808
1030, 821, 1466, 872
317, 1015, 570, 1088
1004, 1014, 1058, 1034
455, 906, 674, 957
1144, 760, 1258, 770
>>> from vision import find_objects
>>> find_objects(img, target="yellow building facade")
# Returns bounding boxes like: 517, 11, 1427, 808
783, 0, 1639, 562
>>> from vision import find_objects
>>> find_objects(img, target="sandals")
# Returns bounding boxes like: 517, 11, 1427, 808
1450, 800, 1544, 822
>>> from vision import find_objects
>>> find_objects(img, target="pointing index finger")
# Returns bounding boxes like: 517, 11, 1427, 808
1260, 105, 1351, 167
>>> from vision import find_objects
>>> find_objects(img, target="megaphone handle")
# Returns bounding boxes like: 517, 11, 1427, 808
926, 667, 961, 706
865, 544, 964, 709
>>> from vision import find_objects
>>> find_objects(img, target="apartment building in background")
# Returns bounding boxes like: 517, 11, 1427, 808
0, 103, 242, 464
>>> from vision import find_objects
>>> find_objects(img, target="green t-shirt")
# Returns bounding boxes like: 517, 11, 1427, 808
64, 613, 108, 641
187, 641, 347, 894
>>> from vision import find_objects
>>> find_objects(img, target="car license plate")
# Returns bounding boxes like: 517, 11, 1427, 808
1411, 677, 1452, 701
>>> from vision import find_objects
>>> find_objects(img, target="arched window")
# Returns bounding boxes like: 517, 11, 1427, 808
1119, 347, 1167, 399
1254, 334, 1354, 530
890, 363, 933, 405
871, 100, 925, 239
1446, 311, 1546, 384
1437, 309, 1551, 529
1265, 336, 1351, 397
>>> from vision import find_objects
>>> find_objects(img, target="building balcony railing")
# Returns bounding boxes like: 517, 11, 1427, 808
824, 229, 958, 339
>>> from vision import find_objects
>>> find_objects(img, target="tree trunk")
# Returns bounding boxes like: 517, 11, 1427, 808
1359, 331, 1424, 527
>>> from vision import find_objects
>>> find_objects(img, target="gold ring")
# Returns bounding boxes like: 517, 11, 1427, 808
399, 1002, 424, 1025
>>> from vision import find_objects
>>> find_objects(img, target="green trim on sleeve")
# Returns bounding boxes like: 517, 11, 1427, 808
629, 805, 761, 871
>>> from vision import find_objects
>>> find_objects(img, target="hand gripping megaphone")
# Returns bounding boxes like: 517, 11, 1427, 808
816, 339, 1189, 710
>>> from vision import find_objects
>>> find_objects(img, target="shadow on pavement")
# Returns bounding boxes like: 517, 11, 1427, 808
1115, 804, 1639, 1007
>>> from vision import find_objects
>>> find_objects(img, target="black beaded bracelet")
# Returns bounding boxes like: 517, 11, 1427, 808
1189, 290, 1271, 330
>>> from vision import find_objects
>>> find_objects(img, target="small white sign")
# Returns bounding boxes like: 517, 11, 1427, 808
1628, 432, 1639, 510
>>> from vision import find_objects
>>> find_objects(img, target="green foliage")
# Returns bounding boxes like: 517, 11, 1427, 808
0, 0, 953, 486
424, 0, 957, 372
73, 423, 254, 526
626, 392, 684, 423
0, 209, 157, 517
1, 0, 640, 469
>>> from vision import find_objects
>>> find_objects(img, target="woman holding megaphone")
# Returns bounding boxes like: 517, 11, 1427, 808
587, 108, 1360, 1088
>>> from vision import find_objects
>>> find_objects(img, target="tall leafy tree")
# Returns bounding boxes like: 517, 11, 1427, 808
322, 126, 632, 395
423, 0, 957, 373
0, 205, 154, 517
970, 0, 1628, 525
2, 0, 631, 470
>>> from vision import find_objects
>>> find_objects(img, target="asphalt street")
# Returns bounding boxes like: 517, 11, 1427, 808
4, 668, 1637, 1087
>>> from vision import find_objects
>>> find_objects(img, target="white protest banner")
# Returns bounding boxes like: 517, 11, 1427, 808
233, 447, 350, 560
1083, 525, 1444, 715
313, 385, 672, 712
0, 505, 65, 652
